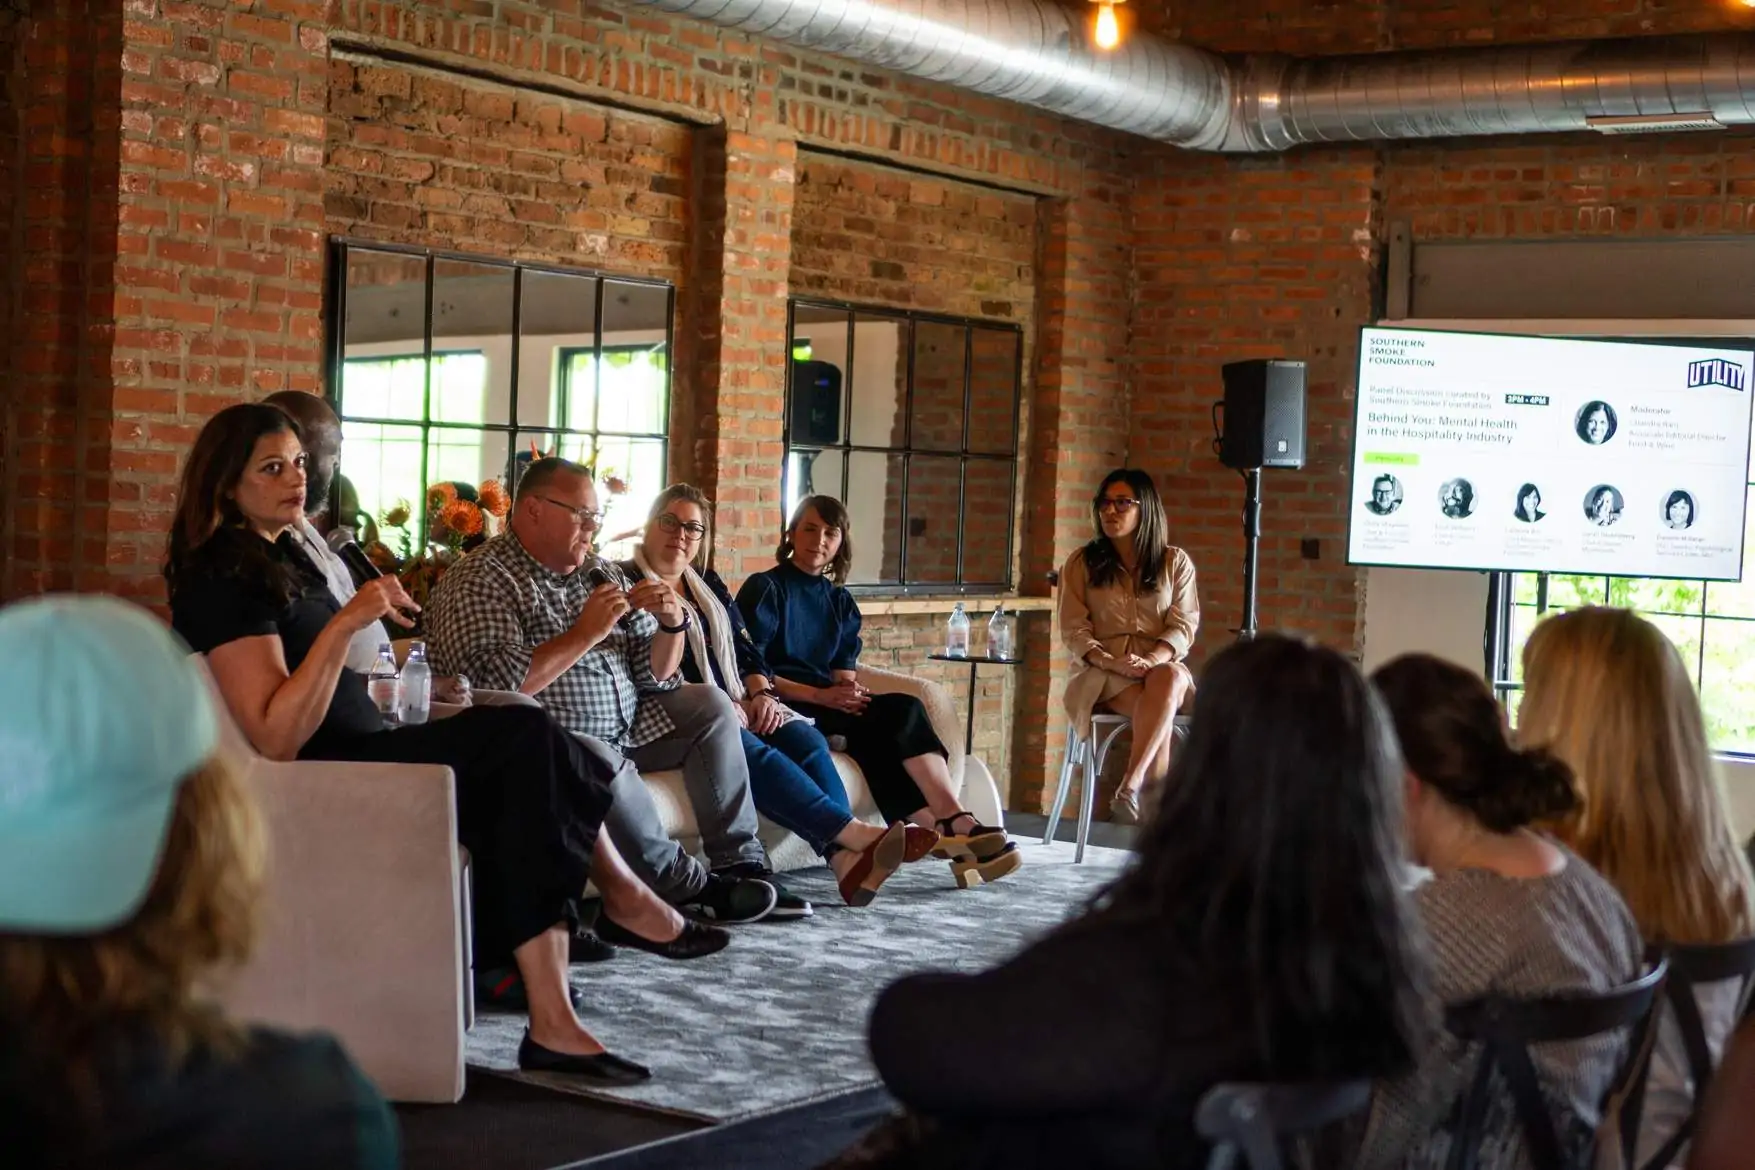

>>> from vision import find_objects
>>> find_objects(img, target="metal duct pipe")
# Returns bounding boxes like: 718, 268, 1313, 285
629, 0, 1755, 151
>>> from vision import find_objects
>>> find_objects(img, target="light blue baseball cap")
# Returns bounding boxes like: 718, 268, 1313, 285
0, 595, 219, 933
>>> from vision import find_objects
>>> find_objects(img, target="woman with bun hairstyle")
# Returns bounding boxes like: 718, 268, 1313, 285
1358, 654, 1642, 1170
1520, 609, 1755, 1168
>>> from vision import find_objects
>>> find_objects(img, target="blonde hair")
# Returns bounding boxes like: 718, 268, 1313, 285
0, 753, 265, 1105
1519, 607, 1755, 945
647, 483, 714, 570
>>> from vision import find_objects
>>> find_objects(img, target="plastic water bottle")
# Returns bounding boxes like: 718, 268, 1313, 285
367, 642, 401, 725
400, 641, 432, 726
987, 604, 1016, 661
946, 602, 970, 658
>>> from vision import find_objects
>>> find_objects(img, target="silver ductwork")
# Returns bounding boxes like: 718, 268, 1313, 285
630, 0, 1755, 150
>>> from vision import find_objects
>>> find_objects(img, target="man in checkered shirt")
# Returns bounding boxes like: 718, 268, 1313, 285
429, 458, 802, 929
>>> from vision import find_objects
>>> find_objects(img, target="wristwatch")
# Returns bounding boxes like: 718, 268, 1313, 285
657, 609, 692, 634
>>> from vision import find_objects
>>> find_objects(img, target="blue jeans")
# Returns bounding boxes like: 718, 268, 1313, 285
741, 720, 857, 858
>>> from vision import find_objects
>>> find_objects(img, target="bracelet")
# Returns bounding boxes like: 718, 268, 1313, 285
657, 609, 692, 634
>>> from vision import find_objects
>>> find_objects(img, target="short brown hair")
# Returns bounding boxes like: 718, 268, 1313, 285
0, 754, 266, 1109
778, 495, 853, 585
515, 456, 593, 502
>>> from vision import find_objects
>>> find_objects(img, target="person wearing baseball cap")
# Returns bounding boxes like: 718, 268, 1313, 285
0, 595, 398, 1169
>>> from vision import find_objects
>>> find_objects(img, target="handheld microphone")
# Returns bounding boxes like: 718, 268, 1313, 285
336, 540, 383, 583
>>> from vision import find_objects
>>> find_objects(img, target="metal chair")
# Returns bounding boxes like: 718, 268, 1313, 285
1042, 712, 1191, 862
1636, 937, 1755, 1170
1443, 958, 1669, 1170
1195, 1078, 1375, 1170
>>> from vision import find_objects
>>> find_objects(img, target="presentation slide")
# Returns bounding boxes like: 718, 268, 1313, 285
1347, 328, 1755, 581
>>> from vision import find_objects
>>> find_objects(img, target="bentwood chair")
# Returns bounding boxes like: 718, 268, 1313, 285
1636, 937, 1755, 1170
1042, 712, 1192, 862
1443, 958, 1669, 1170
1195, 1078, 1375, 1170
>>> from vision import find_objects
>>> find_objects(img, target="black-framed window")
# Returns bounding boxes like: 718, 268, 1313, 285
785, 299, 1023, 593
327, 241, 673, 560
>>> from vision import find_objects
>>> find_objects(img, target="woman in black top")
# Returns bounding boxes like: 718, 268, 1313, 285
737, 495, 1020, 889
165, 404, 705, 1085
835, 635, 1429, 1170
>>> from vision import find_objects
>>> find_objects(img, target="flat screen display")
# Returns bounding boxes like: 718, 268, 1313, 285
1347, 327, 1755, 581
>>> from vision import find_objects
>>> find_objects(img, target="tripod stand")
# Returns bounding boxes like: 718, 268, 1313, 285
1238, 467, 1263, 641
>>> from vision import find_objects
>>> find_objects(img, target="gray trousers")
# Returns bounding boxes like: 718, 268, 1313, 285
582, 683, 767, 903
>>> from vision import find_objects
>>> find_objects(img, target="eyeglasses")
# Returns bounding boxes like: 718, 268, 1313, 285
534, 495, 604, 528
656, 513, 707, 541
1097, 498, 1141, 514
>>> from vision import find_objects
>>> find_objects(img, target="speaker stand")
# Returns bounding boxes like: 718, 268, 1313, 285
1239, 467, 1262, 641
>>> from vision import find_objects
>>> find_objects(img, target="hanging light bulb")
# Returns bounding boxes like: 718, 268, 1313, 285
1092, 0, 1122, 50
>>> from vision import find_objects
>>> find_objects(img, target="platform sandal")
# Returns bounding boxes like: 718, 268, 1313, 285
930, 811, 1023, 888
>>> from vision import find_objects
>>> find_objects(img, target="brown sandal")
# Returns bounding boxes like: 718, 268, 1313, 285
929, 811, 1022, 889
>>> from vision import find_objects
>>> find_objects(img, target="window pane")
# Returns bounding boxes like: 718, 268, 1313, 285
1700, 618, 1755, 754
1545, 574, 1610, 609
342, 250, 426, 411
786, 448, 844, 523
1513, 572, 1539, 605
904, 455, 961, 585
1704, 487, 1755, 619
591, 436, 667, 560
848, 313, 907, 449
599, 282, 669, 435
518, 271, 597, 429
1505, 603, 1549, 686
429, 352, 488, 427
969, 328, 1020, 455
845, 452, 904, 586
790, 305, 849, 446
340, 421, 424, 553
961, 460, 1012, 585
1607, 577, 1705, 617
1644, 612, 1705, 696
909, 321, 966, 454
431, 259, 512, 425
339, 356, 427, 422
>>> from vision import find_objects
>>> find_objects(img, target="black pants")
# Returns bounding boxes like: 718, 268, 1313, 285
786, 693, 944, 824
303, 705, 615, 968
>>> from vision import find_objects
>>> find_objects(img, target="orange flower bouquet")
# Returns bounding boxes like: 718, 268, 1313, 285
367, 477, 511, 632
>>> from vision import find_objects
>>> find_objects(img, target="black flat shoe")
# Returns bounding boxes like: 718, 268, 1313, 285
517, 1030, 651, 1085
594, 912, 730, 960
569, 926, 616, 964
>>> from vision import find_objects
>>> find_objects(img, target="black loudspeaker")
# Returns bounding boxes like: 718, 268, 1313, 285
1220, 359, 1307, 470
790, 361, 842, 447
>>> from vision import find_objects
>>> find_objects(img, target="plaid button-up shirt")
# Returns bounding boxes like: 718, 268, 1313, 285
426, 532, 678, 749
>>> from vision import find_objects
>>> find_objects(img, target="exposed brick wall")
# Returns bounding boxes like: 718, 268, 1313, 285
1, 0, 123, 600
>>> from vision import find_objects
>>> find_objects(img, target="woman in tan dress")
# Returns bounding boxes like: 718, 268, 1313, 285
1057, 469, 1199, 824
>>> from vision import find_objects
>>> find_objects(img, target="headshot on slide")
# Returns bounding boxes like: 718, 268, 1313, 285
1365, 473, 1404, 516
1575, 401, 1618, 446
1513, 483, 1546, 523
1439, 478, 1476, 520
1664, 489, 1697, 531
1585, 485, 1625, 527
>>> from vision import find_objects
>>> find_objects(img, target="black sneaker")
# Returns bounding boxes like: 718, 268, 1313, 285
569, 926, 616, 964
474, 967, 585, 1013
674, 872, 777, 924
721, 862, 813, 920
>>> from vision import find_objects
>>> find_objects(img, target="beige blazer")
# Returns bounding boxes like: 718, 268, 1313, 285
1057, 545, 1200, 731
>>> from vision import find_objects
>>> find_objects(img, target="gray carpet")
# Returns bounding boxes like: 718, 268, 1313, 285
467, 839, 1130, 1123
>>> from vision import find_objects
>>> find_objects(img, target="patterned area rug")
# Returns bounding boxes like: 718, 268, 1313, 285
467, 839, 1130, 1123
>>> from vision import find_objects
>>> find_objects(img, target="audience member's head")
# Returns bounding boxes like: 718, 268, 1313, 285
0, 596, 264, 1108
510, 457, 600, 574
262, 391, 340, 518
778, 495, 852, 585
642, 484, 713, 574
1101, 634, 1426, 1076
1372, 654, 1578, 864
1520, 607, 1755, 944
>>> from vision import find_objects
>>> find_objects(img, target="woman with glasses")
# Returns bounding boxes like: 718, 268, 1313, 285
625, 485, 936, 907
739, 496, 1022, 889
1059, 468, 1199, 825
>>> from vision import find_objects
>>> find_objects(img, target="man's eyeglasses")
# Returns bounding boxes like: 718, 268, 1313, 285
656, 513, 707, 541
1097, 498, 1141, 514
535, 495, 604, 528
